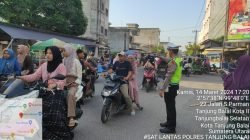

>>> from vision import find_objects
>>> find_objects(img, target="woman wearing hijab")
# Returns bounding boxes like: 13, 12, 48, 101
62, 44, 82, 127
0, 48, 21, 76
17, 45, 34, 75
220, 55, 250, 139
127, 55, 143, 111
19, 46, 72, 140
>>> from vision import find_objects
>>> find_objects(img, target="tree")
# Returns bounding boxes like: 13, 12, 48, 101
151, 44, 165, 54
212, 36, 224, 45
185, 44, 200, 56
0, 0, 88, 36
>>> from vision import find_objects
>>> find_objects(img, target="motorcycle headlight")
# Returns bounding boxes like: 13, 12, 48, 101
103, 90, 111, 96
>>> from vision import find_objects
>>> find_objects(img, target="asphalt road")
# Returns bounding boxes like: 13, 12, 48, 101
74, 67, 225, 140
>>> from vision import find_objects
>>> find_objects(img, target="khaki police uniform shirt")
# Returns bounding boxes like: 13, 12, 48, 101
160, 58, 177, 91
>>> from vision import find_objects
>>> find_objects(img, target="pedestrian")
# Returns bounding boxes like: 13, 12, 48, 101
0, 48, 21, 76
159, 46, 182, 134
62, 44, 82, 127
127, 55, 143, 110
219, 55, 250, 139
17, 45, 34, 75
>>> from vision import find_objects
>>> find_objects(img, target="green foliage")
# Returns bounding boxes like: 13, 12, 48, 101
0, 0, 88, 36
152, 44, 165, 54
185, 44, 200, 56
212, 36, 224, 44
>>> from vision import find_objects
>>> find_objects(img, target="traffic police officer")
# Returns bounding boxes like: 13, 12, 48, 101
159, 45, 182, 134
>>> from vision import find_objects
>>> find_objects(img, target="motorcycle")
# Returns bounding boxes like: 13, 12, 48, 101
0, 76, 39, 99
202, 65, 210, 74
82, 69, 96, 99
211, 64, 218, 73
0, 74, 83, 131
36, 74, 84, 128
101, 73, 127, 123
0, 74, 73, 139
142, 67, 156, 92
183, 63, 192, 77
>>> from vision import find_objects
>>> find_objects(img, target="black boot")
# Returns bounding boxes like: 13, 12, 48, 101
160, 122, 168, 127
159, 128, 176, 134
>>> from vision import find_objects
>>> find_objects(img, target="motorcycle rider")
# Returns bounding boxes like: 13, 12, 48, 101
0, 48, 21, 76
107, 51, 134, 115
62, 44, 82, 127
142, 54, 157, 87
76, 49, 96, 95
17, 45, 34, 75
18, 46, 72, 139
159, 46, 182, 134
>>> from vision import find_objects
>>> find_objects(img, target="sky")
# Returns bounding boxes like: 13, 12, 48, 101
109, 0, 205, 50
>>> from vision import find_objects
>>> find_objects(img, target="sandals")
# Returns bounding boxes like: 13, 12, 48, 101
136, 104, 143, 111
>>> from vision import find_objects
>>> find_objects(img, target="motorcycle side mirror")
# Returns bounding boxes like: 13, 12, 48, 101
52, 74, 66, 80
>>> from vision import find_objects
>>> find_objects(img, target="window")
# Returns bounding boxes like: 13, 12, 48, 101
106, 8, 109, 16
101, 26, 104, 34
105, 29, 108, 36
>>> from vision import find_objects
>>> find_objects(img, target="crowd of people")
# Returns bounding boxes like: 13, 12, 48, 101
0, 44, 249, 138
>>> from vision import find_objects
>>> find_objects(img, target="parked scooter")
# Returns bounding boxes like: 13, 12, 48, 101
101, 73, 127, 123
142, 67, 156, 92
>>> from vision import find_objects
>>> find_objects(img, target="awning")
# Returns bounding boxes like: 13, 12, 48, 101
0, 22, 96, 46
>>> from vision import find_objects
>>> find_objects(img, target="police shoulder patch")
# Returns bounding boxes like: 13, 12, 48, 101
171, 60, 175, 65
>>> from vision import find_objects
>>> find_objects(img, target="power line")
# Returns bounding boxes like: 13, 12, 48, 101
199, 0, 229, 41
161, 26, 195, 32
208, 12, 226, 36
195, 0, 206, 29
210, 21, 225, 38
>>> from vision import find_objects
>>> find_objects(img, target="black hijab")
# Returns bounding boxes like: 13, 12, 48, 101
45, 46, 63, 73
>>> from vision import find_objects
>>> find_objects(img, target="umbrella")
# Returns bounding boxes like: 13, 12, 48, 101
125, 50, 136, 55
31, 38, 66, 51
70, 44, 86, 50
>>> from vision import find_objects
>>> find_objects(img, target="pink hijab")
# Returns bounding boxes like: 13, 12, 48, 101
63, 44, 77, 73
17, 45, 30, 66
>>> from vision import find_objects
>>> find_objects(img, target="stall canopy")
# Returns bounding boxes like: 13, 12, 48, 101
0, 22, 96, 46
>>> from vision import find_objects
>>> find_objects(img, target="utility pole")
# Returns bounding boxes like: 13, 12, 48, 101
193, 30, 199, 55
193, 30, 199, 46
222, 0, 230, 67
124, 31, 127, 51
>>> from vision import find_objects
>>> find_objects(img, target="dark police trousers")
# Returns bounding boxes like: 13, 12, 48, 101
164, 84, 179, 130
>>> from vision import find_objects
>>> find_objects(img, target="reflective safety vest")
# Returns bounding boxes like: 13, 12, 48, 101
170, 57, 182, 85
